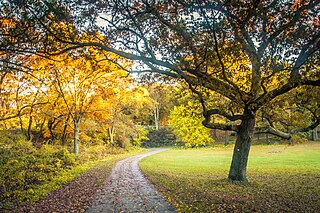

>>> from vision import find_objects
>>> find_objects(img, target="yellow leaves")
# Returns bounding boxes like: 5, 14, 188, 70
215, 54, 252, 93
1, 18, 17, 28
264, 70, 290, 90
291, 0, 302, 10
79, 133, 91, 142
184, 56, 193, 61
169, 103, 214, 147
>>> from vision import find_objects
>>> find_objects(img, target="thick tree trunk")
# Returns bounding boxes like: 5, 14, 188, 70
74, 120, 80, 156
228, 113, 256, 182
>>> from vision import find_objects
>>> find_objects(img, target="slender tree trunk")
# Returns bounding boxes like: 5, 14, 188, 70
35, 119, 46, 144
74, 120, 80, 156
27, 114, 33, 141
19, 116, 24, 134
109, 124, 115, 145
312, 126, 318, 141
225, 130, 229, 146
154, 105, 159, 130
228, 112, 256, 181
62, 114, 70, 146
212, 117, 217, 138
48, 119, 55, 143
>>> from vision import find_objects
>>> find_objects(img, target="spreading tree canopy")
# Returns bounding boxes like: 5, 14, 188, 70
1, 0, 320, 181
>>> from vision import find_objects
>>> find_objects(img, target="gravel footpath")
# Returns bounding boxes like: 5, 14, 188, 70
85, 148, 177, 213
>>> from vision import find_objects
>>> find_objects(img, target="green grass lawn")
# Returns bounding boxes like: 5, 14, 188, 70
139, 143, 320, 212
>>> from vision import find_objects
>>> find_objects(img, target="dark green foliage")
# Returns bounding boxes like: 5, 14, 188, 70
141, 127, 176, 147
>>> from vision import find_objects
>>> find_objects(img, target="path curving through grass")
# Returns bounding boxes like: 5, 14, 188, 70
86, 148, 176, 213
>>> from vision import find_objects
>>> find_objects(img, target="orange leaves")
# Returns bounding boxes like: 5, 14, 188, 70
291, 0, 303, 10
0, 17, 17, 29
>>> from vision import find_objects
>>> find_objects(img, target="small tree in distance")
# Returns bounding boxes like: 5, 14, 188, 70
170, 102, 214, 147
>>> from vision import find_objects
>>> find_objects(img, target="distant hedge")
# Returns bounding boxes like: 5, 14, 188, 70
141, 127, 177, 147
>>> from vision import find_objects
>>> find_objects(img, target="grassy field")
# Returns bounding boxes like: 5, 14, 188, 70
139, 143, 320, 212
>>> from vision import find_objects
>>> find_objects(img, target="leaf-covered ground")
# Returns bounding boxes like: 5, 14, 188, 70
7, 149, 147, 213
139, 143, 320, 212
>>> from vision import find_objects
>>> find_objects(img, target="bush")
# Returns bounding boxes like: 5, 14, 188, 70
0, 133, 76, 203
78, 145, 113, 163
141, 127, 176, 147
0, 130, 138, 205
114, 125, 149, 148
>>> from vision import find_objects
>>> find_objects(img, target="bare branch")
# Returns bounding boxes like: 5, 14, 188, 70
256, 126, 291, 139
256, 119, 320, 140
255, 78, 320, 110
202, 120, 239, 132
0, 102, 48, 121
205, 108, 244, 122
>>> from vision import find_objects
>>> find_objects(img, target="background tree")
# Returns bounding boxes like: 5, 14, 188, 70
0, 63, 48, 140
258, 86, 320, 141
37, 49, 131, 155
144, 83, 178, 128
170, 101, 214, 147
97, 73, 153, 147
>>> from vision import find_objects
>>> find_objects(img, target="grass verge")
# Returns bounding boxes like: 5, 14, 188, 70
139, 143, 320, 212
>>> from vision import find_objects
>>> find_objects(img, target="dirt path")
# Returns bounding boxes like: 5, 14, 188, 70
85, 148, 177, 213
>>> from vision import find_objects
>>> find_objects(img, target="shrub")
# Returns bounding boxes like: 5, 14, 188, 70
0, 133, 76, 203
141, 127, 176, 147
0, 130, 137, 205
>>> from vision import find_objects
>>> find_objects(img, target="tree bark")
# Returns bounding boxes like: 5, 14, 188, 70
27, 114, 33, 141
312, 126, 318, 141
62, 114, 70, 146
225, 130, 229, 146
48, 119, 55, 143
35, 119, 45, 144
213, 129, 217, 138
109, 124, 115, 145
154, 105, 159, 130
228, 112, 255, 181
74, 120, 80, 156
